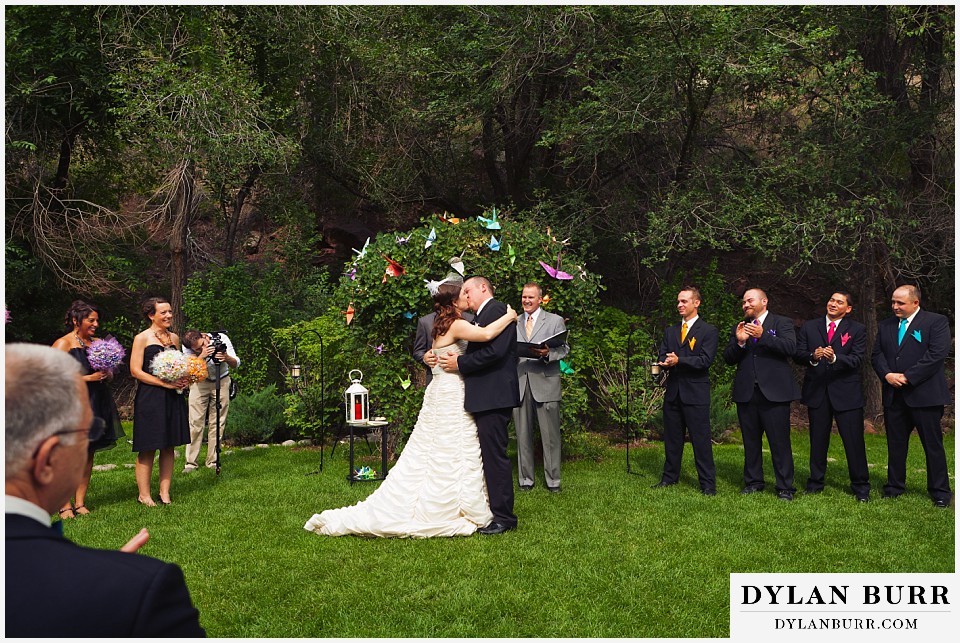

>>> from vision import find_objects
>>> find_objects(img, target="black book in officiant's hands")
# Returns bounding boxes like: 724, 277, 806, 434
517, 330, 568, 359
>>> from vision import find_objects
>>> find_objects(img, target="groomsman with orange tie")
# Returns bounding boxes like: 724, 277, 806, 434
794, 291, 870, 502
871, 284, 952, 508
652, 287, 718, 495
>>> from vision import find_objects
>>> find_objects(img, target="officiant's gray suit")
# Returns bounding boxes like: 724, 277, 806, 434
514, 308, 569, 489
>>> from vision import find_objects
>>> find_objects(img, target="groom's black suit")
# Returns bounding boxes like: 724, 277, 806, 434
458, 297, 520, 528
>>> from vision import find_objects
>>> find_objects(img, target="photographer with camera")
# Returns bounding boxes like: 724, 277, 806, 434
182, 329, 240, 473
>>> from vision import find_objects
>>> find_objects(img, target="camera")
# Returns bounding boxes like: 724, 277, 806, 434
208, 331, 228, 363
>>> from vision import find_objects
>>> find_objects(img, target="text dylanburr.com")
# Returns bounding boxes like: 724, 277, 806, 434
730, 573, 957, 641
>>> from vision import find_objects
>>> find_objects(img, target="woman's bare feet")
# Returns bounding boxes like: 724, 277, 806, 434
73, 504, 90, 515
137, 496, 157, 507
57, 505, 76, 519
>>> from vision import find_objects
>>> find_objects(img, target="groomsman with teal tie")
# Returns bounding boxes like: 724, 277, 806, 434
871, 284, 952, 508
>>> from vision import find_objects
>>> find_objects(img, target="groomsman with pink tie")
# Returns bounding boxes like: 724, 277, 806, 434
794, 291, 870, 501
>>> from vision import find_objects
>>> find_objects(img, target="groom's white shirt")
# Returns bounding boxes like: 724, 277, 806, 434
474, 297, 492, 320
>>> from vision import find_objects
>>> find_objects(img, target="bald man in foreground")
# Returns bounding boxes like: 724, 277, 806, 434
5, 343, 206, 637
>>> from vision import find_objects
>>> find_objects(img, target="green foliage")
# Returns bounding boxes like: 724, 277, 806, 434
273, 313, 357, 440
226, 384, 287, 445
654, 258, 741, 394
182, 263, 334, 392
570, 305, 662, 438
562, 430, 609, 462
708, 381, 740, 439
298, 209, 603, 444
2, 240, 73, 344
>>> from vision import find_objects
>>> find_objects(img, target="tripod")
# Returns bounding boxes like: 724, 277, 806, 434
212, 358, 223, 475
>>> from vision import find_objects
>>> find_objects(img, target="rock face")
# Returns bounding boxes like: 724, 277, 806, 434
243, 231, 262, 255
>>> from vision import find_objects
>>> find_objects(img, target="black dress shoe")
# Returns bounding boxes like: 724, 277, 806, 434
740, 486, 764, 495
882, 492, 903, 499
777, 491, 794, 501
547, 486, 561, 494
651, 481, 677, 489
519, 485, 533, 491
478, 522, 516, 535
855, 495, 870, 503
803, 488, 823, 495
933, 498, 950, 509
701, 489, 716, 496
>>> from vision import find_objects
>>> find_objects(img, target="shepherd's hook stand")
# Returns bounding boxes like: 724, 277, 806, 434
290, 329, 326, 475
624, 324, 648, 476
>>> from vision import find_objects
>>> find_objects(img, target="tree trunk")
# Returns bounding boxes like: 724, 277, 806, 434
168, 160, 196, 335
223, 167, 261, 266
859, 246, 883, 426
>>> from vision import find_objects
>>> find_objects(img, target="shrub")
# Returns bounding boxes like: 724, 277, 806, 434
183, 261, 334, 392
299, 209, 603, 448
226, 384, 287, 445
563, 430, 609, 462
709, 381, 740, 440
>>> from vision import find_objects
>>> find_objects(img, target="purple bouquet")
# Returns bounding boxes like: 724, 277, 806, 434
87, 336, 126, 373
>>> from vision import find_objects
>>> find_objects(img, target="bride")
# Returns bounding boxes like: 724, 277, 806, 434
304, 276, 518, 538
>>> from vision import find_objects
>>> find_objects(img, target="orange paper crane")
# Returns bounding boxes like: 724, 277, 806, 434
342, 302, 355, 325
380, 253, 405, 283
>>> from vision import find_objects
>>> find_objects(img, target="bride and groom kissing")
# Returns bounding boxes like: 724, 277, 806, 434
304, 274, 521, 538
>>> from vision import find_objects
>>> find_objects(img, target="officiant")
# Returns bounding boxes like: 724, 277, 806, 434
514, 282, 569, 493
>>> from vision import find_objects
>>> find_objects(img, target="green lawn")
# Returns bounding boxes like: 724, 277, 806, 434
65, 428, 954, 638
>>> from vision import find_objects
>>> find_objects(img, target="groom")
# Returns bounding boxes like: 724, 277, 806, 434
434, 276, 520, 534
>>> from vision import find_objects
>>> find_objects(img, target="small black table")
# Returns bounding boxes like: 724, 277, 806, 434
346, 418, 389, 484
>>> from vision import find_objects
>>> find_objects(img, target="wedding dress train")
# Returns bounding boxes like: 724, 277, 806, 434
304, 341, 493, 537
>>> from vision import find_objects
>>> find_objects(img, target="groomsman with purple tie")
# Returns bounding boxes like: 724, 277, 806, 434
871, 284, 952, 508
794, 291, 870, 501
722, 288, 800, 501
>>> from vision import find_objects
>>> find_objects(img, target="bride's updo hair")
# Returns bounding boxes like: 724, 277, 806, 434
431, 283, 463, 340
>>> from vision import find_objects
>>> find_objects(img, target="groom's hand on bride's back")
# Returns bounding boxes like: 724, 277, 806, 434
438, 352, 460, 372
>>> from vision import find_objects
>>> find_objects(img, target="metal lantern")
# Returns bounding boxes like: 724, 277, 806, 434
344, 369, 369, 425
649, 360, 661, 378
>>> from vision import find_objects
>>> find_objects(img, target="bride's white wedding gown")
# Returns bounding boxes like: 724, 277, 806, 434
303, 341, 493, 537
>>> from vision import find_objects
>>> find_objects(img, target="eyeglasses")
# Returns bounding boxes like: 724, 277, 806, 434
51, 417, 107, 443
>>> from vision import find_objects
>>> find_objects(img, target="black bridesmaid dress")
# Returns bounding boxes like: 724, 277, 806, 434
68, 347, 125, 452
132, 344, 190, 451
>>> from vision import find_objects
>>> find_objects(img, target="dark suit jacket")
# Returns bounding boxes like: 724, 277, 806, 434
793, 316, 866, 411
413, 312, 437, 385
5, 513, 206, 638
413, 311, 473, 385
658, 318, 718, 406
871, 309, 952, 408
722, 312, 800, 404
457, 298, 520, 413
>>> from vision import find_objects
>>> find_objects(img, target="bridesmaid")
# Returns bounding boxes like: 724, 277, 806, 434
129, 296, 190, 506
51, 300, 125, 518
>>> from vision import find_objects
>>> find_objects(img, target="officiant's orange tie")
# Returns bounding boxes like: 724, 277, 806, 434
526, 314, 534, 339
681, 321, 688, 343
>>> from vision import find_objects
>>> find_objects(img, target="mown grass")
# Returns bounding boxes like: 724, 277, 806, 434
65, 427, 954, 638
